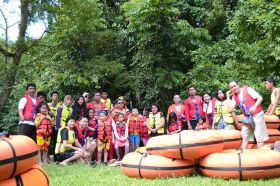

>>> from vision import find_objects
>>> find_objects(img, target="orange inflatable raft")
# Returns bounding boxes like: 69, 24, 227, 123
267, 129, 280, 143
237, 114, 280, 129
199, 149, 280, 180
0, 135, 38, 181
146, 130, 224, 160
0, 165, 49, 186
121, 152, 195, 179
215, 130, 242, 150
247, 143, 273, 150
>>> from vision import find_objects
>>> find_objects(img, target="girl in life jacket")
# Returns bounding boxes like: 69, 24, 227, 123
146, 103, 165, 137
167, 112, 182, 135
88, 109, 98, 139
35, 102, 53, 165
112, 113, 129, 161
195, 116, 206, 131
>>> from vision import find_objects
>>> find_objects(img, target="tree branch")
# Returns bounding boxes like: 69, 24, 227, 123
0, 46, 15, 57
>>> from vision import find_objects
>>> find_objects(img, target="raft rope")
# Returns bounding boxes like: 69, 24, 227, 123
15, 175, 23, 186
36, 167, 50, 186
3, 139, 17, 178
237, 152, 243, 181
138, 155, 145, 178
178, 133, 184, 160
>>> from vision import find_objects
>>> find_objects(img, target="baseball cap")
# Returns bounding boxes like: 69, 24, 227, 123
82, 92, 90, 97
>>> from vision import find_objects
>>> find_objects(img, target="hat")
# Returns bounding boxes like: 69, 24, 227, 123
82, 92, 89, 97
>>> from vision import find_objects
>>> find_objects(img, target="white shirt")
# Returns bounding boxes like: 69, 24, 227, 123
231, 87, 263, 115
18, 95, 38, 125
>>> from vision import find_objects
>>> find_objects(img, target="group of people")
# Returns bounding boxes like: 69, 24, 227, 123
17, 77, 280, 166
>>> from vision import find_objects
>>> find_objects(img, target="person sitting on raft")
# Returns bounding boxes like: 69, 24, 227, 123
166, 95, 187, 130
55, 116, 85, 165
212, 89, 238, 130
35, 102, 53, 165
97, 110, 114, 164
195, 116, 206, 131
264, 77, 280, 118
127, 108, 144, 152
112, 113, 129, 161
146, 103, 165, 137
167, 112, 182, 134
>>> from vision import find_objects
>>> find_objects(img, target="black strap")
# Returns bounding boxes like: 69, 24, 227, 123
122, 163, 195, 170
36, 167, 50, 186
238, 152, 243, 181
3, 139, 17, 178
138, 155, 145, 178
178, 133, 184, 160
15, 175, 23, 186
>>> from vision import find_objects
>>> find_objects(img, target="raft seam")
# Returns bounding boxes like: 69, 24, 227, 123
122, 164, 195, 170
3, 139, 18, 178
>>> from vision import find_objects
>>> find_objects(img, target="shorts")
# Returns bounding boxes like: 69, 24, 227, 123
215, 118, 234, 130
98, 139, 110, 151
19, 124, 36, 142
37, 135, 51, 151
57, 150, 75, 162
129, 135, 140, 145
242, 113, 269, 143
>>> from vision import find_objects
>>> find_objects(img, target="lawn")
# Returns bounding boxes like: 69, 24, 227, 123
43, 164, 280, 186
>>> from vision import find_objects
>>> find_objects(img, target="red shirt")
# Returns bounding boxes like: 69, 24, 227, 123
184, 96, 204, 120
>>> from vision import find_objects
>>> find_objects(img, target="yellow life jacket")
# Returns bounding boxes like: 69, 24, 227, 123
101, 98, 112, 110
55, 127, 75, 154
214, 100, 233, 124
59, 105, 73, 128
48, 102, 62, 121
148, 112, 164, 134
271, 88, 280, 115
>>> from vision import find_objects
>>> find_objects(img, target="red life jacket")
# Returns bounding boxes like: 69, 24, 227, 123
88, 118, 97, 137
184, 96, 204, 120
168, 122, 181, 133
23, 95, 40, 121
233, 86, 263, 116
36, 114, 52, 137
97, 119, 112, 140
116, 123, 126, 137
75, 124, 88, 144
128, 115, 143, 135
139, 117, 149, 138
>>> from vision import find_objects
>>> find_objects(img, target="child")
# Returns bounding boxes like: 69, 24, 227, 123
113, 113, 129, 161
195, 116, 206, 130
140, 107, 149, 146
97, 110, 113, 164
101, 90, 113, 111
127, 108, 143, 152
167, 112, 182, 135
35, 102, 53, 165
88, 109, 98, 139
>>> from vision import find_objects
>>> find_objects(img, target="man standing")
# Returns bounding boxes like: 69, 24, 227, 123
18, 83, 40, 142
229, 80, 269, 150
264, 77, 280, 117
184, 86, 204, 130
87, 91, 107, 119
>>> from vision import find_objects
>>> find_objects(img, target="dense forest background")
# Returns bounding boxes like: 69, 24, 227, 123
0, 0, 279, 132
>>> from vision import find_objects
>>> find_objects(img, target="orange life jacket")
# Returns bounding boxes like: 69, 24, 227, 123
97, 119, 112, 140
168, 122, 181, 133
116, 122, 127, 137
36, 114, 53, 137
128, 115, 144, 135
139, 117, 149, 138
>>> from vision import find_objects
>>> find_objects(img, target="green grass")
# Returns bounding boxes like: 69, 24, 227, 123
43, 164, 280, 186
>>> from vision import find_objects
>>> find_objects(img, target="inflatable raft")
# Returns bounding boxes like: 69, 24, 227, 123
121, 152, 195, 179
146, 130, 224, 160
215, 130, 242, 150
0, 135, 38, 181
267, 129, 280, 143
199, 149, 280, 180
0, 165, 49, 186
